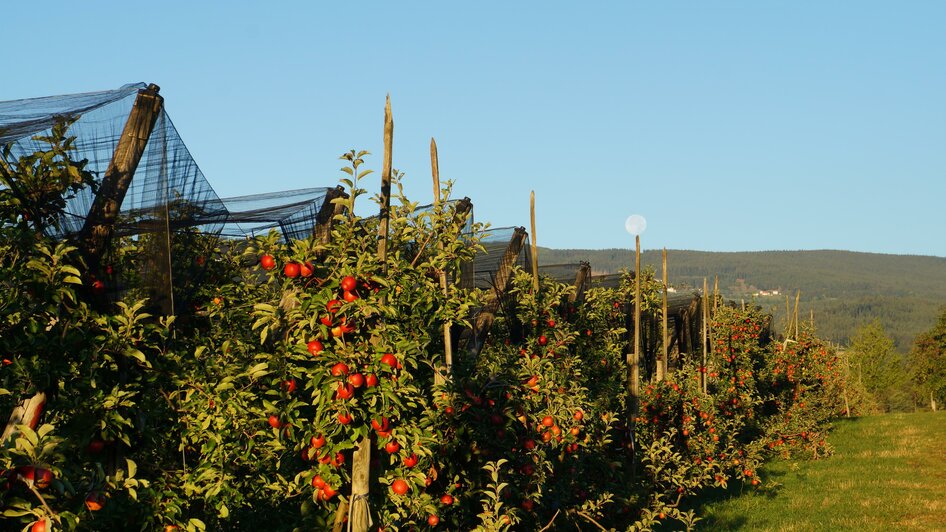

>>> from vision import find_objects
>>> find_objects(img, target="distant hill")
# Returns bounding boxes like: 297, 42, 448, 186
537, 248, 946, 351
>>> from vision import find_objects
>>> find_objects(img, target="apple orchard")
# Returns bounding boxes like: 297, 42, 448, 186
0, 116, 857, 531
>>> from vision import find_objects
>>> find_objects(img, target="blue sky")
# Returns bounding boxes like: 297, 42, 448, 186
4, 2, 945, 256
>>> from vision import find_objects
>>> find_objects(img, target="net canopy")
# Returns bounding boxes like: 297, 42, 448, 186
465, 226, 533, 290
219, 187, 334, 241
0, 83, 342, 313
0, 82, 229, 240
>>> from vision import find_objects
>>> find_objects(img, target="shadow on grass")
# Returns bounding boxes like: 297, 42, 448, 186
654, 467, 790, 531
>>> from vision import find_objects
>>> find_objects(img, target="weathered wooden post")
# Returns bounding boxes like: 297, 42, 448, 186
702, 278, 709, 394
793, 290, 801, 339
659, 248, 668, 381
569, 261, 591, 304
347, 95, 394, 532
78, 84, 163, 275
530, 191, 539, 294
463, 228, 528, 355
430, 138, 452, 386
632, 234, 641, 417
314, 185, 348, 248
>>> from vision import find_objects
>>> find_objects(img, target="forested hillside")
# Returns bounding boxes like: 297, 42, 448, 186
538, 248, 946, 350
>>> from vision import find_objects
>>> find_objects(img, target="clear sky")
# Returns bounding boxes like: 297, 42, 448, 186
3, 2, 945, 256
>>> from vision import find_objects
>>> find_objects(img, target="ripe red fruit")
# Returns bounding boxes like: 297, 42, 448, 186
391, 479, 409, 495
521, 499, 534, 511
542, 415, 555, 427
371, 417, 390, 432
31, 520, 48, 532
336, 383, 355, 400
299, 261, 314, 277
348, 373, 365, 388
312, 475, 326, 489
337, 412, 353, 425
91, 280, 106, 294
282, 378, 297, 393
311, 434, 326, 448
440, 494, 454, 505
523, 439, 536, 450
538, 335, 548, 346
307, 340, 324, 356
573, 410, 584, 421
320, 315, 333, 327
267, 415, 282, 429
321, 485, 338, 500
16, 466, 53, 489
87, 439, 106, 454
403, 453, 418, 467
380, 353, 397, 368
428, 515, 440, 527
260, 255, 276, 270
85, 491, 106, 511
326, 299, 342, 314
384, 440, 401, 454
547, 319, 556, 328
341, 276, 357, 292
343, 290, 359, 302
331, 362, 350, 377
283, 262, 300, 278
366, 373, 379, 387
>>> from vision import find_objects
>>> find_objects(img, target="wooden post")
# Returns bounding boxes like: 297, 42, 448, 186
431, 138, 452, 386
78, 84, 163, 274
569, 262, 591, 304
660, 248, 668, 381
792, 290, 801, 341
529, 191, 539, 294
702, 278, 709, 394
349, 95, 394, 532
1, 392, 46, 444
713, 276, 719, 313
314, 185, 348, 247
464, 228, 527, 355
630, 235, 641, 414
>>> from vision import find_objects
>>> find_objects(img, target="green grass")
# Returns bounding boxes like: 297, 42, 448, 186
687, 411, 946, 531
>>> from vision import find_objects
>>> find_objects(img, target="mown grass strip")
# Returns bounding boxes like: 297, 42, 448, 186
688, 411, 946, 531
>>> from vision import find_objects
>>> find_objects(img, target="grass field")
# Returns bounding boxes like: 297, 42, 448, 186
687, 411, 946, 531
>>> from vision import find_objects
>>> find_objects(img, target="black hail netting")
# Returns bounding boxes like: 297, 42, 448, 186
465, 227, 533, 290
219, 187, 332, 241
0, 83, 339, 313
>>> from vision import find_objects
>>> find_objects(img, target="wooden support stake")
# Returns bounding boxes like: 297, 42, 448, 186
2, 392, 46, 444
660, 248, 668, 381
314, 185, 348, 247
349, 95, 394, 532
431, 138, 452, 385
630, 235, 641, 413
530, 191, 539, 294
793, 290, 801, 340
78, 84, 163, 275
713, 276, 719, 313
569, 262, 591, 304
464, 228, 527, 355
702, 278, 708, 394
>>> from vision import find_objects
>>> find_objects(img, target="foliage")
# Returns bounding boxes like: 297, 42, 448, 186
910, 307, 946, 411
540, 247, 946, 352
1, 125, 859, 531
847, 320, 911, 412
